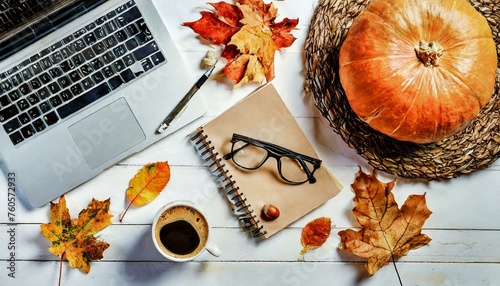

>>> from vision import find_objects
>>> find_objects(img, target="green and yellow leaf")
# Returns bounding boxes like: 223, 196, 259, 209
40, 195, 112, 274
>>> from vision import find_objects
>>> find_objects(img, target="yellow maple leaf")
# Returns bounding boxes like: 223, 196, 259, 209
239, 0, 278, 25
237, 3, 266, 26
228, 24, 277, 83
225, 54, 265, 88
40, 195, 112, 274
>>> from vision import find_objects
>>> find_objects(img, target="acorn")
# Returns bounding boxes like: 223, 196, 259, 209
262, 204, 280, 220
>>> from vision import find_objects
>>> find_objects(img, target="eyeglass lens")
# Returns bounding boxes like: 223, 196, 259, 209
232, 140, 313, 183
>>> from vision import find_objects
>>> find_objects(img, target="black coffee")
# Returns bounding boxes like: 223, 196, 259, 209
159, 220, 200, 255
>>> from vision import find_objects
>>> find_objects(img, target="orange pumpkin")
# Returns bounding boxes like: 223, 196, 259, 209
339, 0, 498, 144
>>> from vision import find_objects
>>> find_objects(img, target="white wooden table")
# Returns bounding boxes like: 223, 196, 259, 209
2, 1, 500, 285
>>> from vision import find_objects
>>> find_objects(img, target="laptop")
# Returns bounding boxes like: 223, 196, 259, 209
0, 0, 207, 207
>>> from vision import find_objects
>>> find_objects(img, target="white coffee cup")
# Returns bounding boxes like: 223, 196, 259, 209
151, 200, 220, 262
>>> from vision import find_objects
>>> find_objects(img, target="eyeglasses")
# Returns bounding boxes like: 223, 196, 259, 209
223, 133, 322, 185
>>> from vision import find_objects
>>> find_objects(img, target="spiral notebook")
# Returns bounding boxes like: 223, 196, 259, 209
190, 84, 342, 238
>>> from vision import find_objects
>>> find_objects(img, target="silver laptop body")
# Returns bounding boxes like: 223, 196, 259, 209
0, 0, 207, 207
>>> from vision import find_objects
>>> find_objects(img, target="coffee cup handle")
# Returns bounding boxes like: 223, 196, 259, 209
206, 241, 221, 257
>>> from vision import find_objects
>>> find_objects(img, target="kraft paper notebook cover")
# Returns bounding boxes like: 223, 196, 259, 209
190, 84, 342, 238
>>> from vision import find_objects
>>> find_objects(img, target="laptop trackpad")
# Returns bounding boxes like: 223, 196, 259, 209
68, 98, 146, 169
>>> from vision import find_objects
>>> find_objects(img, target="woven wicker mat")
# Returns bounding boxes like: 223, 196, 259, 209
304, 0, 500, 180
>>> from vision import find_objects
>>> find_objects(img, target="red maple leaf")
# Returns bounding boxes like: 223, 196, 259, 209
271, 18, 299, 49
208, 2, 244, 27
183, 11, 240, 45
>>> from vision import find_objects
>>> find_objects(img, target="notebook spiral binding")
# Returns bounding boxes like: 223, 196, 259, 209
190, 128, 266, 238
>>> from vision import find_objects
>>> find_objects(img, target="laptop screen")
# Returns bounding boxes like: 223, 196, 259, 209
0, 0, 107, 62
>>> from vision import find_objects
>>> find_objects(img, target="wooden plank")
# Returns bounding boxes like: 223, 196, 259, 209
3, 163, 500, 230
3, 260, 500, 286
3, 224, 500, 264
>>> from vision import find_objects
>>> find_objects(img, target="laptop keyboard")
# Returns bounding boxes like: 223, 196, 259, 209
0, 0, 55, 33
0, 0, 166, 146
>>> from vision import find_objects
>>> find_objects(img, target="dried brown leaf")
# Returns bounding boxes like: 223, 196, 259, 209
338, 169, 432, 275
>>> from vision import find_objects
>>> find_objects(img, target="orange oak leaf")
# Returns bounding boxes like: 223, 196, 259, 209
119, 161, 171, 222
300, 217, 332, 257
338, 168, 432, 275
183, 0, 298, 87
40, 195, 112, 284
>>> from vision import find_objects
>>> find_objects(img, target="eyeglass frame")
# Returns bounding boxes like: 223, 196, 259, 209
222, 133, 322, 185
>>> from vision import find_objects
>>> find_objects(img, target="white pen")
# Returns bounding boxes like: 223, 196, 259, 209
156, 64, 216, 133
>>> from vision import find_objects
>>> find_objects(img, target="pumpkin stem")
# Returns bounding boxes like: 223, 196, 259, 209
415, 40, 444, 67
